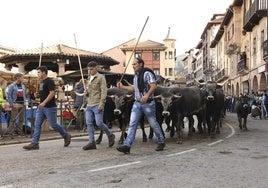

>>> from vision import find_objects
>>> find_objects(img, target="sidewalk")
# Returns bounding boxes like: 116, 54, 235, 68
0, 128, 88, 146
0, 126, 122, 146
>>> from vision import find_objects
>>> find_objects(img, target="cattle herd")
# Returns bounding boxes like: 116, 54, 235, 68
92, 80, 251, 145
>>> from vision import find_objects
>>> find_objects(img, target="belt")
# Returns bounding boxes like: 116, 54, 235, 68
136, 98, 153, 103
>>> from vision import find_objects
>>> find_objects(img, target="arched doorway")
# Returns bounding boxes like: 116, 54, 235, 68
252, 76, 258, 92
259, 73, 267, 91
242, 81, 249, 94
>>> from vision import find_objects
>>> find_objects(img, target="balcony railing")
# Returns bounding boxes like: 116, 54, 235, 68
214, 68, 228, 82
244, 0, 267, 32
237, 58, 248, 74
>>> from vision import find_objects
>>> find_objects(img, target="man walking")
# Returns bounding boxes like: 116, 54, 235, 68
116, 57, 165, 154
23, 66, 71, 150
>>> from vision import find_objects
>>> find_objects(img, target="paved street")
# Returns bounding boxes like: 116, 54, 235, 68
0, 112, 268, 188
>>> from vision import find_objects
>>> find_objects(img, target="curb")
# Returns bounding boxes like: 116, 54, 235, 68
0, 132, 88, 146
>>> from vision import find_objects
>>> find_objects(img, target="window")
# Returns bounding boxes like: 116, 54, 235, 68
261, 30, 264, 48
253, 37, 256, 54
165, 52, 167, 60
135, 53, 141, 58
153, 52, 160, 61
165, 68, 167, 76
169, 51, 173, 59
153, 69, 160, 75
169, 68, 173, 76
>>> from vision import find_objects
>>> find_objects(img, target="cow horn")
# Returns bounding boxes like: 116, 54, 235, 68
108, 95, 115, 99
154, 95, 161, 99
126, 94, 133, 98
194, 79, 205, 86
173, 94, 181, 99
217, 79, 229, 87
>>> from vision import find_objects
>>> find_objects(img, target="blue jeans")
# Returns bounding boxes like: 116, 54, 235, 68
124, 101, 165, 147
85, 105, 112, 143
31, 107, 68, 144
262, 104, 268, 118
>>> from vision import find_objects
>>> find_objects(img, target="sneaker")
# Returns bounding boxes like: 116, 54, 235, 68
155, 143, 166, 151
108, 134, 115, 147
83, 142, 97, 150
116, 145, 130, 154
23, 143, 39, 150
64, 134, 71, 147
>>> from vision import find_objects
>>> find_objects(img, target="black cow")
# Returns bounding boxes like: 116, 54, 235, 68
235, 95, 250, 131
199, 81, 225, 138
149, 86, 174, 139
154, 86, 205, 144
96, 88, 148, 144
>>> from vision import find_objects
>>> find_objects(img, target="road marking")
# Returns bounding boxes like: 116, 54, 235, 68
166, 148, 197, 157
0, 185, 13, 188
89, 161, 141, 172
225, 122, 235, 138
207, 121, 235, 146
207, 139, 223, 146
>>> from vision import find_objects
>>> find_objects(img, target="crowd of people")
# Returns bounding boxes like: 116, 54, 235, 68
1, 58, 267, 154
225, 90, 268, 119
0, 58, 166, 154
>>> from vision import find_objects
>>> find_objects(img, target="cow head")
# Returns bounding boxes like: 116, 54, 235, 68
196, 80, 227, 101
108, 94, 133, 115
154, 92, 181, 117
239, 95, 249, 108
205, 82, 218, 101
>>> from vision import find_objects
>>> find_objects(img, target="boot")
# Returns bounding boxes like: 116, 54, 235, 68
117, 145, 130, 154
23, 143, 39, 150
64, 134, 71, 147
83, 142, 97, 150
155, 143, 166, 151
108, 134, 115, 147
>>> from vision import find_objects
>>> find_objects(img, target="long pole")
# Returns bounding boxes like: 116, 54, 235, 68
36, 43, 43, 96
38, 43, 43, 67
119, 16, 149, 82
73, 33, 86, 93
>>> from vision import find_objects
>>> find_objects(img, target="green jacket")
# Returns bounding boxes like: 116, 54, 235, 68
86, 73, 107, 108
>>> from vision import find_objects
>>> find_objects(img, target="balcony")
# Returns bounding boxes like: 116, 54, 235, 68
244, 0, 267, 32
214, 68, 228, 82
263, 40, 268, 62
237, 58, 248, 74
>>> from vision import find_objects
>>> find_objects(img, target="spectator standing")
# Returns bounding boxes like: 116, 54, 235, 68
74, 79, 86, 110
261, 92, 268, 119
6, 73, 26, 138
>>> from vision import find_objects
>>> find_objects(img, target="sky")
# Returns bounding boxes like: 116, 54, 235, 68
0, 0, 233, 55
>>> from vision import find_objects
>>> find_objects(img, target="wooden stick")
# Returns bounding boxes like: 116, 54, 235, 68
119, 16, 149, 82
38, 43, 43, 67
73, 33, 86, 92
